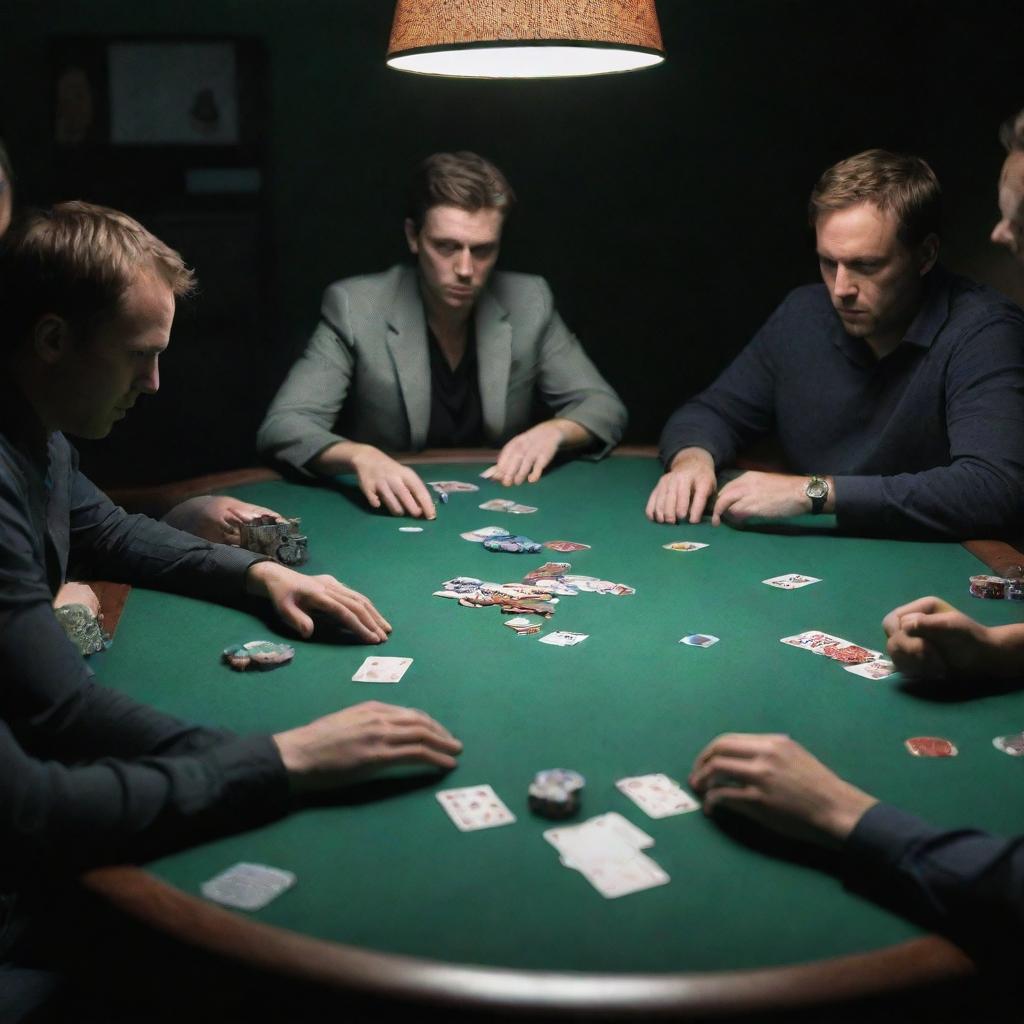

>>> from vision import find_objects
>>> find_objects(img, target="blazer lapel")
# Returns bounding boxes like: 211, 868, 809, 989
474, 287, 512, 441
385, 268, 431, 450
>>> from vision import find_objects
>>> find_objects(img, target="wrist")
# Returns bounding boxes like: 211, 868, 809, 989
985, 625, 1024, 678
816, 786, 878, 844
245, 558, 285, 597
670, 447, 713, 473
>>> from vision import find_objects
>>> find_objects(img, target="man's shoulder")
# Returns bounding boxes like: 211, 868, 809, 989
322, 264, 409, 305
484, 271, 553, 315
943, 270, 1024, 329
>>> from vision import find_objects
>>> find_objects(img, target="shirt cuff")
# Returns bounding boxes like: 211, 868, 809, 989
200, 733, 291, 820
842, 802, 944, 880
832, 475, 885, 529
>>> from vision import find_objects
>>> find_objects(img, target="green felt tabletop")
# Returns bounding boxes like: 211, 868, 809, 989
93, 457, 1024, 974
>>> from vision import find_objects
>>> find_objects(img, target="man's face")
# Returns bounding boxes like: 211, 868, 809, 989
405, 204, 503, 314
815, 201, 936, 345
54, 271, 174, 439
991, 151, 1024, 263
0, 176, 11, 237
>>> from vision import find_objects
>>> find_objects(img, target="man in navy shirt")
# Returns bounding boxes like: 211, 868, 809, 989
647, 149, 1024, 539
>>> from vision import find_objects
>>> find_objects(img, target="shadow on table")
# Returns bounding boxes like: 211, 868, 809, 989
896, 673, 1024, 703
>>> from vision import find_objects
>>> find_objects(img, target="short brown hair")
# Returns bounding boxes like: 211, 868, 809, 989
407, 151, 516, 231
0, 200, 194, 347
808, 149, 941, 246
999, 109, 1024, 153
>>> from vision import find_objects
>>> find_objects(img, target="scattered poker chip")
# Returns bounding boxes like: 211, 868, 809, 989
544, 540, 591, 553
679, 634, 719, 647
482, 533, 543, 554
222, 640, 295, 671
969, 574, 1006, 599
904, 736, 958, 758
524, 561, 572, 582
993, 733, 1024, 756
528, 769, 585, 819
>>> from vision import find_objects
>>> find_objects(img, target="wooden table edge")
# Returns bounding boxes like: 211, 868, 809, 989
82, 864, 974, 1017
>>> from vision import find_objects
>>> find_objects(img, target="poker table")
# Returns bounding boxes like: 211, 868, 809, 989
84, 451, 1024, 1019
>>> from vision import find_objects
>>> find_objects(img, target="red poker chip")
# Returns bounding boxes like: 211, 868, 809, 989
905, 736, 958, 758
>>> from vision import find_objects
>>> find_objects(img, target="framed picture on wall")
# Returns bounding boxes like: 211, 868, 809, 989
51, 36, 266, 148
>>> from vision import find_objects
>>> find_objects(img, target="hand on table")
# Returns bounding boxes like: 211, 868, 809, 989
246, 561, 392, 643
711, 471, 816, 525
689, 733, 877, 849
54, 582, 101, 619
645, 447, 717, 524
882, 596, 1014, 680
273, 701, 462, 792
163, 495, 283, 546
481, 420, 570, 486
351, 445, 436, 519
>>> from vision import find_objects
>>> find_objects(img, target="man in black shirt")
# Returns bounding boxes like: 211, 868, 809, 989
257, 151, 628, 517
0, 202, 462, 1019
647, 149, 1024, 539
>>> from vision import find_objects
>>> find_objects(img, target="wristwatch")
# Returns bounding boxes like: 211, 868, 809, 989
805, 475, 829, 514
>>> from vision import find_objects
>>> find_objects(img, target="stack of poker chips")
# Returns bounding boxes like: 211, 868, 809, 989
969, 569, 1024, 601
528, 769, 585, 819
222, 640, 295, 671
238, 516, 309, 567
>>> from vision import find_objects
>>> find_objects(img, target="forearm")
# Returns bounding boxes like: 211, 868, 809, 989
844, 803, 1024, 964
2, 601, 233, 762
0, 722, 289, 878
834, 460, 1024, 538
308, 440, 379, 476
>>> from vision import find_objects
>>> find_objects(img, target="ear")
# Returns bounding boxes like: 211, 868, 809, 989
918, 233, 940, 276
404, 217, 420, 255
32, 314, 72, 366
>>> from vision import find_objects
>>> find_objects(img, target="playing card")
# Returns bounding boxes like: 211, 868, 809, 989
544, 541, 591, 552
616, 774, 700, 818
460, 525, 508, 542
780, 630, 847, 652
352, 656, 413, 683
398, 526, 423, 533
200, 863, 296, 911
762, 573, 822, 589
545, 812, 653, 856
544, 813, 667, 899
679, 634, 719, 647
662, 541, 709, 552
844, 659, 896, 679
538, 631, 589, 647
436, 784, 516, 831
428, 480, 479, 493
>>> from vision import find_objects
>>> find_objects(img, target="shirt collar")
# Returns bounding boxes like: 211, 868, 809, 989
828, 265, 951, 365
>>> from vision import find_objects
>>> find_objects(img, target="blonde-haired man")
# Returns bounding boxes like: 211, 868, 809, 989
0, 202, 461, 1018
648, 149, 1024, 539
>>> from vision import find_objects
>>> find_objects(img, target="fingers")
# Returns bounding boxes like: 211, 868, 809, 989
406, 474, 438, 519
688, 478, 713, 524
881, 596, 952, 637
480, 465, 497, 480
885, 631, 945, 678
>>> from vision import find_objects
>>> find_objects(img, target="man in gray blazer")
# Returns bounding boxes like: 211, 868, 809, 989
257, 152, 627, 519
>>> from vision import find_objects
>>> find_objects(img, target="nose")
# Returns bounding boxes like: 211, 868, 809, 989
991, 218, 1017, 253
454, 247, 473, 279
137, 355, 160, 395
833, 265, 857, 300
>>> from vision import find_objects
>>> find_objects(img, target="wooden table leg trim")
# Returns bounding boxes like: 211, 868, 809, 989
83, 865, 975, 1018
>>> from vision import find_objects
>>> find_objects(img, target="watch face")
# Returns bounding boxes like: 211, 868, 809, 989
807, 479, 828, 499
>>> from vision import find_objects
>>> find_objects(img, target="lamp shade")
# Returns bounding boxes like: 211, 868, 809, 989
387, 0, 665, 79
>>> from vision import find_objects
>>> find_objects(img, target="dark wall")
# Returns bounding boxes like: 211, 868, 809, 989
2, 1, 1023, 483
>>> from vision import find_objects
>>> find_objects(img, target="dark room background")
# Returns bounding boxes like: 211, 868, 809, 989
1, 0, 1022, 485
